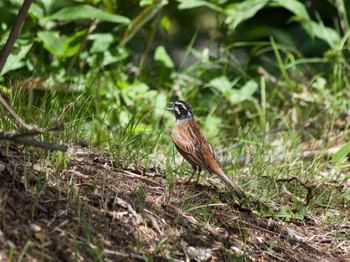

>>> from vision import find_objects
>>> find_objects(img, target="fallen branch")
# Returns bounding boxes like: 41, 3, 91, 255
275, 177, 314, 204
114, 195, 144, 225
0, 123, 68, 151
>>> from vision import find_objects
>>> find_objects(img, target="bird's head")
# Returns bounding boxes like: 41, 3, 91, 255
166, 100, 193, 120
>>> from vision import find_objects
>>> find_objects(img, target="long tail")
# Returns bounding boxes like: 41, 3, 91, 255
214, 169, 246, 200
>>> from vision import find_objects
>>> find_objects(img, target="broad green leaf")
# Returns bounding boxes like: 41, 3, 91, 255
208, 76, 232, 94
153, 92, 167, 118
154, 46, 174, 68
122, 83, 150, 106
332, 141, 350, 165
272, 0, 313, 38
140, 0, 154, 6
62, 29, 87, 57
37, 0, 55, 13
29, 3, 44, 20
204, 115, 221, 137
310, 21, 341, 49
90, 33, 114, 53
177, 0, 223, 12
37, 31, 66, 58
245, 26, 295, 47
225, 0, 269, 31
160, 15, 171, 31
229, 80, 258, 104
38, 30, 87, 58
102, 47, 128, 66
1, 43, 33, 75
119, 110, 130, 126
51, 5, 130, 24
29, 3, 55, 28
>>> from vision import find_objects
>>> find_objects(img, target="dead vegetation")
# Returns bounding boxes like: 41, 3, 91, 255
0, 144, 349, 261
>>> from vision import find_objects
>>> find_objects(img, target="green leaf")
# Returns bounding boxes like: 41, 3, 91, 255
275, 208, 293, 220
332, 141, 350, 165
62, 29, 87, 57
122, 83, 150, 105
154, 46, 174, 68
204, 115, 221, 137
37, 30, 87, 58
50, 5, 130, 24
121, 2, 165, 45
140, 0, 154, 6
207, 75, 232, 94
29, 3, 44, 20
37, 31, 66, 58
339, 189, 350, 201
1, 43, 33, 75
29, 3, 54, 28
90, 33, 114, 53
272, 0, 313, 38
177, 0, 223, 12
229, 80, 258, 104
225, 0, 269, 31
153, 92, 167, 118
310, 21, 341, 49
160, 15, 171, 31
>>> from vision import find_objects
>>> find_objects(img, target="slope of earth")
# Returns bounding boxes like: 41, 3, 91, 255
0, 144, 349, 261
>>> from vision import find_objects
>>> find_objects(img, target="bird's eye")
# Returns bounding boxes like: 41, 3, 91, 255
178, 103, 187, 112
174, 106, 181, 116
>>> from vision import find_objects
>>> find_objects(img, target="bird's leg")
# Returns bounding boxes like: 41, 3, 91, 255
185, 165, 198, 184
195, 168, 202, 183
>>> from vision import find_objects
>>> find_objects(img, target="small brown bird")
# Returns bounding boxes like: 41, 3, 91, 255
166, 100, 246, 199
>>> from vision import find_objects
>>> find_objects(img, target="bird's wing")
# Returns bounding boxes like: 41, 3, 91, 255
207, 142, 221, 167
172, 130, 206, 169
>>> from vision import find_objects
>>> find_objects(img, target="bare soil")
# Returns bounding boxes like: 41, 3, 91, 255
0, 144, 349, 261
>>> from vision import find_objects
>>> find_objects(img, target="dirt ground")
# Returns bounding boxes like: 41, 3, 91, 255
0, 144, 349, 261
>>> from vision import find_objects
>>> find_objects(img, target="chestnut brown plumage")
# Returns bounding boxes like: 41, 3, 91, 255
166, 100, 246, 199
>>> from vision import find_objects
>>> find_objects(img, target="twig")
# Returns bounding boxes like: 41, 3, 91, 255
241, 221, 324, 254
275, 177, 314, 204
266, 250, 288, 262
119, 169, 163, 187
0, 123, 68, 151
114, 195, 144, 225
67, 19, 100, 73
5, 137, 68, 151
145, 213, 164, 236
0, 0, 33, 74
0, 122, 64, 139
0, 95, 40, 131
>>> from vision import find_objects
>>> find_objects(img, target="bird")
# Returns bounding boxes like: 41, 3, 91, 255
166, 100, 246, 199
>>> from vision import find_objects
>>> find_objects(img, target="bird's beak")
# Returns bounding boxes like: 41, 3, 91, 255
166, 102, 174, 112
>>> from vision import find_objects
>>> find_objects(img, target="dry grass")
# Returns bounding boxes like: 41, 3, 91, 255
0, 143, 349, 261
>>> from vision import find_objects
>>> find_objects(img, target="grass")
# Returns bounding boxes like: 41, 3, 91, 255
1, 40, 350, 261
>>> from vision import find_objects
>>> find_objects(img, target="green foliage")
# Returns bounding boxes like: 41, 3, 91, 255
1, 3, 350, 261
50, 4, 130, 23
1, 0, 349, 129
333, 141, 350, 165
1, 0, 349, 224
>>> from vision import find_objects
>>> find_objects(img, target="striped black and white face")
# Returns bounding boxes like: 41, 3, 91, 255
167, 100, 193, 120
